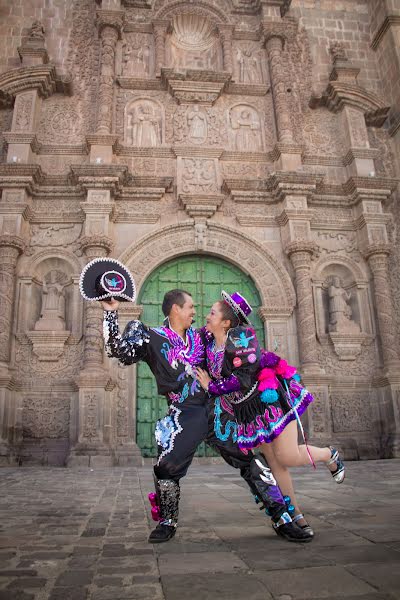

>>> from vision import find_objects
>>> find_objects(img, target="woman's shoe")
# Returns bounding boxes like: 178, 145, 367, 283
293, 513, 314, 537
326, 446, 345, 483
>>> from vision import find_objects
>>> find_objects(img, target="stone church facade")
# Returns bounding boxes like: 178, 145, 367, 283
0, 0, 400, 466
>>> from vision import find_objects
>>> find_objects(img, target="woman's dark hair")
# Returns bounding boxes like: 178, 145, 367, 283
162, 289, 191, 317
217, 300, 240, 330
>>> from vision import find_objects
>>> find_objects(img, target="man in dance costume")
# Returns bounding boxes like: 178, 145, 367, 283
102, 288, 311, 544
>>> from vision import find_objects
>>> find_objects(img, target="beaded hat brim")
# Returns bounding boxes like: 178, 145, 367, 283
79, 258, 136, 302
221, 290, 251, 325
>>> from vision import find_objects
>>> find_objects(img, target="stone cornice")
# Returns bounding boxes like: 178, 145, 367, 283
3, 132, 40, 153
353, 212, 392, 231
116, 77, 163, 90
0, 164, 45, 190
258, 306, 293, 320
69, 165, 129, 193
173, 147, 223, 159
0, 64, 70, 99
123, 22, 153, 34
343, 176, 398, 204
221, 151, 271, 162
86, 134, 119, 150
343, 147, 380, 165
226, 82, 270, 96
125, 175, 173, 191
115, 145, 174, 158
310, 82, 390, 124
269, 171, 324, 198
179, 194, 224, 218
17, 45, 49, 64
371, 15, 400, 51
161, 68, 231, 106
37, 144, 88, 156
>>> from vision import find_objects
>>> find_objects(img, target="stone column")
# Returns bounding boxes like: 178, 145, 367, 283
286, 241, 321, 373
0, 236, 24, 459
365, 245, 400, 371
219, 25, 234, 73
0, 237, 24, 367
152, 20, 169, 75
264, 33, 294, 144
96, 10, 123, 134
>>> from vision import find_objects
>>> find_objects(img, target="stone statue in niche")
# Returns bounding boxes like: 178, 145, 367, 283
328, 276, 360, 333
122, 42, 150, 77
230, 106, 262, 151
329, 41, 347, 63
126, 101, 161, 146
187, 105, 208, 144
34, 270, 67, 331
236, 47, 262, 83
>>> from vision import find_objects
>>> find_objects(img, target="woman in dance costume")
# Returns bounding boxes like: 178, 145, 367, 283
196, 291, 345, 536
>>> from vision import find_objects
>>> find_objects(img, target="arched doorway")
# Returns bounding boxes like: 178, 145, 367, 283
136, 254, 264, 457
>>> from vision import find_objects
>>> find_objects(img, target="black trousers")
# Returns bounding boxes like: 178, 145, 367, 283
154, 397, 255, 494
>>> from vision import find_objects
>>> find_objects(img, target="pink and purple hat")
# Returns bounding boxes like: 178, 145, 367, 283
221, 290, 252, 324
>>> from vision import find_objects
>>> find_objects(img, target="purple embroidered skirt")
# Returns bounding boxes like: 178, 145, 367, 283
233, 379, 314, 453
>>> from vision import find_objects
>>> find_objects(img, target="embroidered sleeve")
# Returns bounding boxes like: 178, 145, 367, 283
208, 374, 241, 396
103, 310, 150, 366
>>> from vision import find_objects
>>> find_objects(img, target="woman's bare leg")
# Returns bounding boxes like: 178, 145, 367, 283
271, 421, 332, 468
260, 441, 307, 526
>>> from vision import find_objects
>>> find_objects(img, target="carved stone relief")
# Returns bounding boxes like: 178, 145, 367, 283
234, 42, 266, 84
38, 101, 84, 144
13, 92, 35, 131
303, 110, 346, 156
22, 392, 70, 439
346, 108, 369, 148
331, 392, 374, 433
228, 103, 264, 151
368, 128, 395, 178
122, 33, 154, 77
179, 158, 219, 194
15, 340, 84, 385
34, 270, 68, 332
169, 104, 227, 146
125, 99, 163, 146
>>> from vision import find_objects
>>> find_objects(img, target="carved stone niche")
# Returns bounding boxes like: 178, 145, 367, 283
20, 257, 83, 361
27, 269, 70, 361
166, 13, 223, 73
228, 103, 265, 152
124, 98, 164, 146
313, 263, 374, 360
162, 12, 230, 105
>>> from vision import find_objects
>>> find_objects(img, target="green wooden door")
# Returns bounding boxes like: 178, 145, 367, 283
136, 255, 264, 457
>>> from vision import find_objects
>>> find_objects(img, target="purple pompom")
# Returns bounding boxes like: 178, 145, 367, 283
260, 351, 280, 368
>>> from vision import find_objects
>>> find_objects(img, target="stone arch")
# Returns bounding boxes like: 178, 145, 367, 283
119, 221, 296, 311
155, 0, 231, 24
313, 254, 368, 284
20, 249, 82, 279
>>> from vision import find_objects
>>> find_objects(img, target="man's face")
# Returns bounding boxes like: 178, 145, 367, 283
174, 294, 195, 330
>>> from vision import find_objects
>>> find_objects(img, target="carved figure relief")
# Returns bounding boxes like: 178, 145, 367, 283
229, 104, 263, 151
29, 20, 45, 42
167, 13, 221, 70
13, 92, 34, 131
34, 270, 67, 331
187, 105, 208, 144
122, 34, 153, 77
181, 158, 218, 194
125, 99, 163, 146
236, 44, 264, 84
327, 276, 360, 333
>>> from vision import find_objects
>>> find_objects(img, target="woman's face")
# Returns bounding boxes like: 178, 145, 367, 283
206, 302, 229, 335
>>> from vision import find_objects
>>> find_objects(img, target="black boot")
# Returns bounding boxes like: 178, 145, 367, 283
148, 478, 180, 544
249, 454, 312, 543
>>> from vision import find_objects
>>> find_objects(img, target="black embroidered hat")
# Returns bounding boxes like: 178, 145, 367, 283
79, 257, 136, 302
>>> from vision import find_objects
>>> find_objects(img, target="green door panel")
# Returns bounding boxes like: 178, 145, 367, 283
136, 255, 264, 457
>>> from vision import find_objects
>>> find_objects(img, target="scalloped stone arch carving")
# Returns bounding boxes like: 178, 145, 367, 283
313, 254, 368, 284
20, 249, 82, 278
119, 221, 296, 310
155, 0, 231, 24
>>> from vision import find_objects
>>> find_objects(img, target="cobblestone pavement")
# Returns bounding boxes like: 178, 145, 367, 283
1, 459, 400, 600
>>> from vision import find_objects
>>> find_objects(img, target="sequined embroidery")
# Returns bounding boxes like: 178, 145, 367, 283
156, 405, 183, 464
